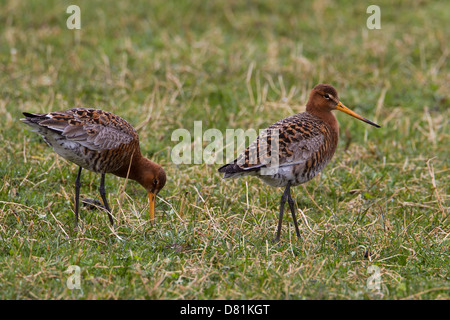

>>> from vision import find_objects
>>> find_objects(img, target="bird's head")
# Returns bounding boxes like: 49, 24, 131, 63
307, 84, 380, 128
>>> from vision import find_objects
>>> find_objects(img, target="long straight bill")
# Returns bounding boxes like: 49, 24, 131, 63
148, 192, 155, 224
336, 102, 380, 128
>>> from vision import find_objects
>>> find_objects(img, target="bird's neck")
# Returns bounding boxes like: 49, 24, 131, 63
112, 151, 145, 181
306, 107, 339, 137
112, 153, 162, 193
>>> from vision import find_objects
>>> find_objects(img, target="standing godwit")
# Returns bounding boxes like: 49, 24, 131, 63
21, 108, 166, 227
218, 84, 380, 242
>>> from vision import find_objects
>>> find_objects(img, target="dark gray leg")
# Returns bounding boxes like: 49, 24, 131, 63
74, 166, 82, 227
274, 183, 291, 242
287, 192, 301, 239
99, 173, 114, 226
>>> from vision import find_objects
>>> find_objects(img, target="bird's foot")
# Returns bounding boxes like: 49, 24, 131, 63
81, 198, 106, 211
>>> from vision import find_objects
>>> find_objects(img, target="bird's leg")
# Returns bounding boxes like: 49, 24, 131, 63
74, 166, 82, 227
274, 183, 291, 243
287, 191, 301, 239
99, 173, 114, 226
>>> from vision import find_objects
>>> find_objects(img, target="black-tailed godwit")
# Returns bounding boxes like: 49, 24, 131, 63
219, 84, 380, 242
21, 108, 166, 227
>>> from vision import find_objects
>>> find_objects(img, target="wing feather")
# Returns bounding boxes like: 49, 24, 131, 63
219, 112, 326, 177
22, 108, 136, 151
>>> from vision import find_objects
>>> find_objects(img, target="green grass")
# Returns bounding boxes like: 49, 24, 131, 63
0, 0, 449, 300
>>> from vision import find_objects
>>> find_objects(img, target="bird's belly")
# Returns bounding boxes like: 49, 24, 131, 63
258, 158, 331, 187
41, 131, 123, 173
257, 166, 301, 187
55, 143, 91, 169
39, 132, 90, 168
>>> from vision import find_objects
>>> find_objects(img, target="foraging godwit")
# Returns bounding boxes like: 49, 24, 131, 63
21, 108, 166, 227
218, 84, 380, 242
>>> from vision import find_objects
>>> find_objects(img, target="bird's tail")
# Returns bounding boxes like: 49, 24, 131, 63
218, 162, 254, 179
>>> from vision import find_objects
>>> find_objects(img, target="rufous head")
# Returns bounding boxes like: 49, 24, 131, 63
135, 159, 166, 223
307, 84, 380, 128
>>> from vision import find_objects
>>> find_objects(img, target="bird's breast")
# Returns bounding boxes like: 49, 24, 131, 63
259, 129, 338, 188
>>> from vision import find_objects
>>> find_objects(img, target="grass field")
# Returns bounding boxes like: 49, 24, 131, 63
0, 0, 448, 300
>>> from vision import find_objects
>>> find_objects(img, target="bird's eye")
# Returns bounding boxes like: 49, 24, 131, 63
323, 94, 330, 99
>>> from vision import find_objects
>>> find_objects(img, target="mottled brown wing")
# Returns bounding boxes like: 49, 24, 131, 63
37, 108, 136, 151
219, 113, 326, 176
